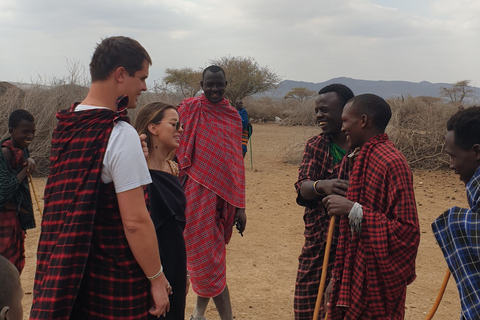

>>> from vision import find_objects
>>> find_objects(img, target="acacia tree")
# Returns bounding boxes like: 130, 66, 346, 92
284, 87, 317, 101
162, 67, 202, 98
440, 80, 473, 104
209, 56, 281, 104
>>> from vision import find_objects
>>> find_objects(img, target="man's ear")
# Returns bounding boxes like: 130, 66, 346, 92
473, 144, 480, 160
115, 67, 127, 83
199, 80, 203, 88
0, 306, 9, 320
360, 114, 368, 128
8, 127, 13, 134
225, 80, 228, 88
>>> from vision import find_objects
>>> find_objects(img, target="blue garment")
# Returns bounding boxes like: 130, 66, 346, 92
432, 166, 480, 320
238, 108, 249, 130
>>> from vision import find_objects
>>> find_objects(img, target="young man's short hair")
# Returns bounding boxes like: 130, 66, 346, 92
8, 109, 34, 128
89, 36, 152, 82
202, 65, 226, 80
318, 84, 354, 107
348, 93, 392, 131
446, 106, 480, 150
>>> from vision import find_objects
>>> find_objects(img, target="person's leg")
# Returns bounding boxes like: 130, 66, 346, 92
212, 285, 232, 320
192, 296, 210, 319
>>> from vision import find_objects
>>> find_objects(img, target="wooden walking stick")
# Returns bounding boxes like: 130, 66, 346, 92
248, 124, 253, 170
424, 269, 451, 320
28, 174, 43, 216
312, 215, 336, 320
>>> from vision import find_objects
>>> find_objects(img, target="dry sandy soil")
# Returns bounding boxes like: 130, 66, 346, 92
21, 123, 466, 319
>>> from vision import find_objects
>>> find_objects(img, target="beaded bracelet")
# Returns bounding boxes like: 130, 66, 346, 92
312, 180, 322, 196
147, 265, 163, 280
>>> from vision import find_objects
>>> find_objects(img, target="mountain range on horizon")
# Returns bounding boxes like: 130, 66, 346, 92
261, 77, 479, 102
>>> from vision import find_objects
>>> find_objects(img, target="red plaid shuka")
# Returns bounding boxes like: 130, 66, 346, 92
293, 134, 342, 320
31, 97, 150, 320
176, 94, 245, 297
328, 134, 420, 320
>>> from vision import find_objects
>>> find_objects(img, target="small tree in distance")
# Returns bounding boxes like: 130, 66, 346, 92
162, 67, 202, 98
440, 80, 473, 104
284, 87, 317, 101
210, 56, 281, 104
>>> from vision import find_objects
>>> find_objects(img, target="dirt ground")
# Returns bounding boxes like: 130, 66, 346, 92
21, 123, 466, 319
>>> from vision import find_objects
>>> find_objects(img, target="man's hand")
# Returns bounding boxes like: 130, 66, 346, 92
149, 274, 171, 317
139, 134, 149, 158
324, 279, 333, 311
26, 157, 36, 174
323, 195, 354, 216
234, 208, 247, 235
317, 179, 349, 196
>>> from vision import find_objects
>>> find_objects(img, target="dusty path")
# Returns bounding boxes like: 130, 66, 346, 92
23, 123, 465, 319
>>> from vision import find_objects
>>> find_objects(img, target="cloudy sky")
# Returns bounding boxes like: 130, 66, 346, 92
1, 0, 479, 89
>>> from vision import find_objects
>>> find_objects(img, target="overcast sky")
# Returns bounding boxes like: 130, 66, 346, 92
1, 0, 479, 89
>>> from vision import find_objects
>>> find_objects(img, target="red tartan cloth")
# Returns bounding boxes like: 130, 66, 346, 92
0, 208, 25, 274
183, 180, 235, 297
1, 140, 25, 169
176, 94, 245, 297
328, 134, 420, 320
293, 134, 342, 320
31, 97, 149, 320
176, 94, 245, 209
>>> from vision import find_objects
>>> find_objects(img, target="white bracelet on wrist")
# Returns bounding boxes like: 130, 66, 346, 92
147, 265, 163, 280
348, 202, 363, 235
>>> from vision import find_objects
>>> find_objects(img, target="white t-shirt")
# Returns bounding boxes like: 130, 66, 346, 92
75, 105, 152, 193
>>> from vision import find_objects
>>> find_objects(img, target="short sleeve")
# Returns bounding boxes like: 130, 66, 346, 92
102, 121, 152, 193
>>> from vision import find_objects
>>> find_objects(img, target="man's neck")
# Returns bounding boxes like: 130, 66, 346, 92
330, 132, 348, 150
82, 82, 120, 111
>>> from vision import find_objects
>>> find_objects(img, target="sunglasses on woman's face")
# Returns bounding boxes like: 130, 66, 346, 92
156, 120, 183, 131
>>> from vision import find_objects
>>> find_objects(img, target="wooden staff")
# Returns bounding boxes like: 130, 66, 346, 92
28, 174, 43, 216
424, 269, 451, 320
312, 215, 336, 320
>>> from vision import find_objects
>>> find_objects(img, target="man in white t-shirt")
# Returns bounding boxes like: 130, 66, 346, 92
31, 36, 170, 320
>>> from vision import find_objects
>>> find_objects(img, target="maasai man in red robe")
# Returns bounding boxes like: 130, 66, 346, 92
176, 65, 246, 320
323, 94, 420, 320
30, 36, 171, 320
294, 84, 353, 320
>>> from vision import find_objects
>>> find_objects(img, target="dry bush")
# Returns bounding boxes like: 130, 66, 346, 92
1, 83, 89, 175
281, 98, 317, 126
386, 96, 457, 170
0, 80, 180, 176
244, 97, 291, 121
281, 129, 317, 166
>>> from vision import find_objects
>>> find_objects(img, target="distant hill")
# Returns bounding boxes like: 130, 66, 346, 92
261, 77, 478, 101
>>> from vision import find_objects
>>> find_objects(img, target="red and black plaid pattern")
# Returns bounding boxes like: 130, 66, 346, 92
31, 97, 149, 319
328, 134, 420, 320
183, 179, 235, 297
293, 134, 342, 320
71, 182, 149, 319
176, 94, 245, 209
0, 208, 25, 273
176, 94, 245, 297
1, 139, 25, 169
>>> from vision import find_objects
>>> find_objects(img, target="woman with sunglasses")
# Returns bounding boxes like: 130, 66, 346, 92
135, 102, 187, 320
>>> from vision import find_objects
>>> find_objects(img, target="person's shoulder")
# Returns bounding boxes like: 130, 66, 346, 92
1, 146, 11, 162
113, 120, 135, 132
306, 133, 327, 146
111, 121, 139, 141
373, 141, 410, 170
180, 96, 200, 106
